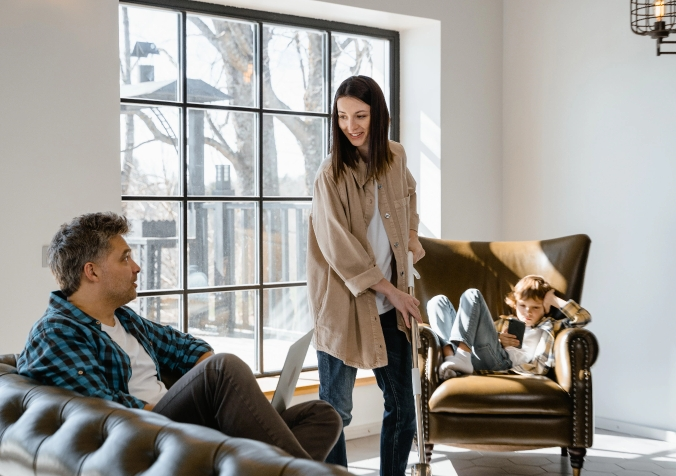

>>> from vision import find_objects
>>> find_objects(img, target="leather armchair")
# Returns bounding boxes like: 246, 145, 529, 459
414, 234, 598, 476
0, 354, 350, 476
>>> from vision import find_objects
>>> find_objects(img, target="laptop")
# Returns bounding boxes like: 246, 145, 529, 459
270, 328, 314, 414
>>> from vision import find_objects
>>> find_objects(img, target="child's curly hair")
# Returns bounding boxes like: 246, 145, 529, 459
505, 275, 554, 309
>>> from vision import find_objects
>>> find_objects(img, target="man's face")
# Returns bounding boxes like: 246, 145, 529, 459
96, 235, 140, 307
515, 297, 545, 327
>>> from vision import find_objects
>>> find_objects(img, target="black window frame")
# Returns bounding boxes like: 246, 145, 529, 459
120, 0, 400, 376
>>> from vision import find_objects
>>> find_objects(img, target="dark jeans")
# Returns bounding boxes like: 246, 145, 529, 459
318, 309, 416, 476
153, 353, 342, 461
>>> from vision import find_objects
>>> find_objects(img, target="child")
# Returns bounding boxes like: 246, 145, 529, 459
427, 275, 591, 379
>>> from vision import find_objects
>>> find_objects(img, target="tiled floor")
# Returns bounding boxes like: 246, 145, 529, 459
345, 430, 676, 476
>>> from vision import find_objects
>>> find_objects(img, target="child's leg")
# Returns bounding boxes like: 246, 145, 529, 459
426, 295, 459, 379
426, 294, 456, 350
448, 289, 511, 372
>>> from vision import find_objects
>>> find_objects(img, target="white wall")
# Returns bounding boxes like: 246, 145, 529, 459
503, 1, 676, 433
210, 0, 504, 241
0, 0, 120, 353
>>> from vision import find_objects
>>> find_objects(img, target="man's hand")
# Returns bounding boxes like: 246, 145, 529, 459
408, 230, 425, 264
143, 403, 155, 411
498, 331, 520, 348
194, 351, 214, 367
371, 278, 422, 328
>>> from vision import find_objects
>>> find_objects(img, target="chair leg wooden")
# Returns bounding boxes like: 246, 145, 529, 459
424, 444, 434, 464
561, 447, 568, 456
568, 447, 586, 476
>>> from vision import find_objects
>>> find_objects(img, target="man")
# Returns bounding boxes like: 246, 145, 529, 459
18, 212, 341, 461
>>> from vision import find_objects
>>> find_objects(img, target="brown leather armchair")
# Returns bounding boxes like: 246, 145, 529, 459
414, 234, 598, 476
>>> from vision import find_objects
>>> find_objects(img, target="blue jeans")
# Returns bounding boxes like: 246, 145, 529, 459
427, 289, 512, 371
317, 309, 416, 476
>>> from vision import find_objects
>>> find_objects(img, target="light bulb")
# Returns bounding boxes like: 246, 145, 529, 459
655, 0, 665, 22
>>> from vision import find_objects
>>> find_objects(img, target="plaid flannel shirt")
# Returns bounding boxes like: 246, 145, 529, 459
483, 300, 591, 376
17, 291, 213, 408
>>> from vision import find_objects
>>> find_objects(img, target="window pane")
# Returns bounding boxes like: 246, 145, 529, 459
263, 25, 326, 113
186, 15, 257, 107
128, 295, 180, 328
331, 34, 390, 107
263, 286, 314, 373
263, 202, 310, 284
188, 290, 257, 369
119, 5, 180, 102
188, 201, 257, 287
188, 109, 256, 196
262, 114, 325, 197
123, 201, 181, 291
120, 104, 181, 196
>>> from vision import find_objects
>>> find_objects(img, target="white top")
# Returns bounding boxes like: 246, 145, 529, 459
367, 180, 394, 315
506, 326, 545, 367
101, 316, 168, 405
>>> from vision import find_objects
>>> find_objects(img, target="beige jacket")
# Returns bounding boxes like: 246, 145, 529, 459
307, 141, 420, 369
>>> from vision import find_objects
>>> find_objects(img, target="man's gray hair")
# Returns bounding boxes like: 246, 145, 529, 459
48, 212, 130, 296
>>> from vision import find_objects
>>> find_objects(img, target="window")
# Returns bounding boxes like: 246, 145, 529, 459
119, 0, 398, 376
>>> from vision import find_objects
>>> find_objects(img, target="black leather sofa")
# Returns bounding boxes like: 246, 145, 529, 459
0, 354, 351, 476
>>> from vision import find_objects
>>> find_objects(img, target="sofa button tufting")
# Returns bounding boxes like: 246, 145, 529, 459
78, 370, 84, 375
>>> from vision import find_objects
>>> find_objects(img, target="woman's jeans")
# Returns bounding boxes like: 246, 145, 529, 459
426, 289, 512, 372
317, 308, 416, 476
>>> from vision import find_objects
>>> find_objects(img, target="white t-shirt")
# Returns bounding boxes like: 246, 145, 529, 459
506, 326, 545, 367
101, 316, 168, 405
366, 180, 395, 315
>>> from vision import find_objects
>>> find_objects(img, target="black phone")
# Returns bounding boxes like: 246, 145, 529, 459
506, 319, 526, 349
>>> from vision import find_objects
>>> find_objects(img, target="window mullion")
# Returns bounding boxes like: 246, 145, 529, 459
257, 21, 265, 375
180, 10, 189, 333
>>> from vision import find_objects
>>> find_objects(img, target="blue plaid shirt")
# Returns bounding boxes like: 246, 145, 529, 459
17, 291, 213, 409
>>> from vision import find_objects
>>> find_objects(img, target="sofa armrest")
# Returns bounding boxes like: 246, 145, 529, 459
554, 327, 598, 449
0, 354, 19, 368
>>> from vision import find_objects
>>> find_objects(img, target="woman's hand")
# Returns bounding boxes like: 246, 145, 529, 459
408, 230, 425, 263
371, 278, 422, 328
498, 331, 520, 348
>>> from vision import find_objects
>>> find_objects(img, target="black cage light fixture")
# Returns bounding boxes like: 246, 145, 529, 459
631, 0, 676, 55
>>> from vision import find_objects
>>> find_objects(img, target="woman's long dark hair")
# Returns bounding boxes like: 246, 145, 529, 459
330, 75, 392, 181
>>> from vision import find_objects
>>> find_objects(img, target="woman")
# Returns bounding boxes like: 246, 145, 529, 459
307, 75, 425, 475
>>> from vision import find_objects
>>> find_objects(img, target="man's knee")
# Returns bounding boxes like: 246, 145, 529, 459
310, 400, 343, 428
205, 353, 252, 376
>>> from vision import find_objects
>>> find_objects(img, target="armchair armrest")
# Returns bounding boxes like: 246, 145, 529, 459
554, 327, 599, 449
554, 328, 599, 393
418, 324, 443, 389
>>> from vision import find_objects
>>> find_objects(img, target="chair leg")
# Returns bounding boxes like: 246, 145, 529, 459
568, 447, 586, 476
561, 447, 568, 457
424, 444, 434, 464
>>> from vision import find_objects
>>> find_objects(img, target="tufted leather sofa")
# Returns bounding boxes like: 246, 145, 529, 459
0, 354, 351, 476
414, 234, 598, 476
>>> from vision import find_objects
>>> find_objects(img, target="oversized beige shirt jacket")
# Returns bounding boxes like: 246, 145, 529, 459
307, 141, 420, 369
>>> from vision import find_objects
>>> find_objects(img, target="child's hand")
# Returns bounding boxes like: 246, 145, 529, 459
498, 332, 520, 348
543, 289, 564, 314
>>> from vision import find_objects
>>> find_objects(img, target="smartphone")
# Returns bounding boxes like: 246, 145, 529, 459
506, 319, 526, 349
